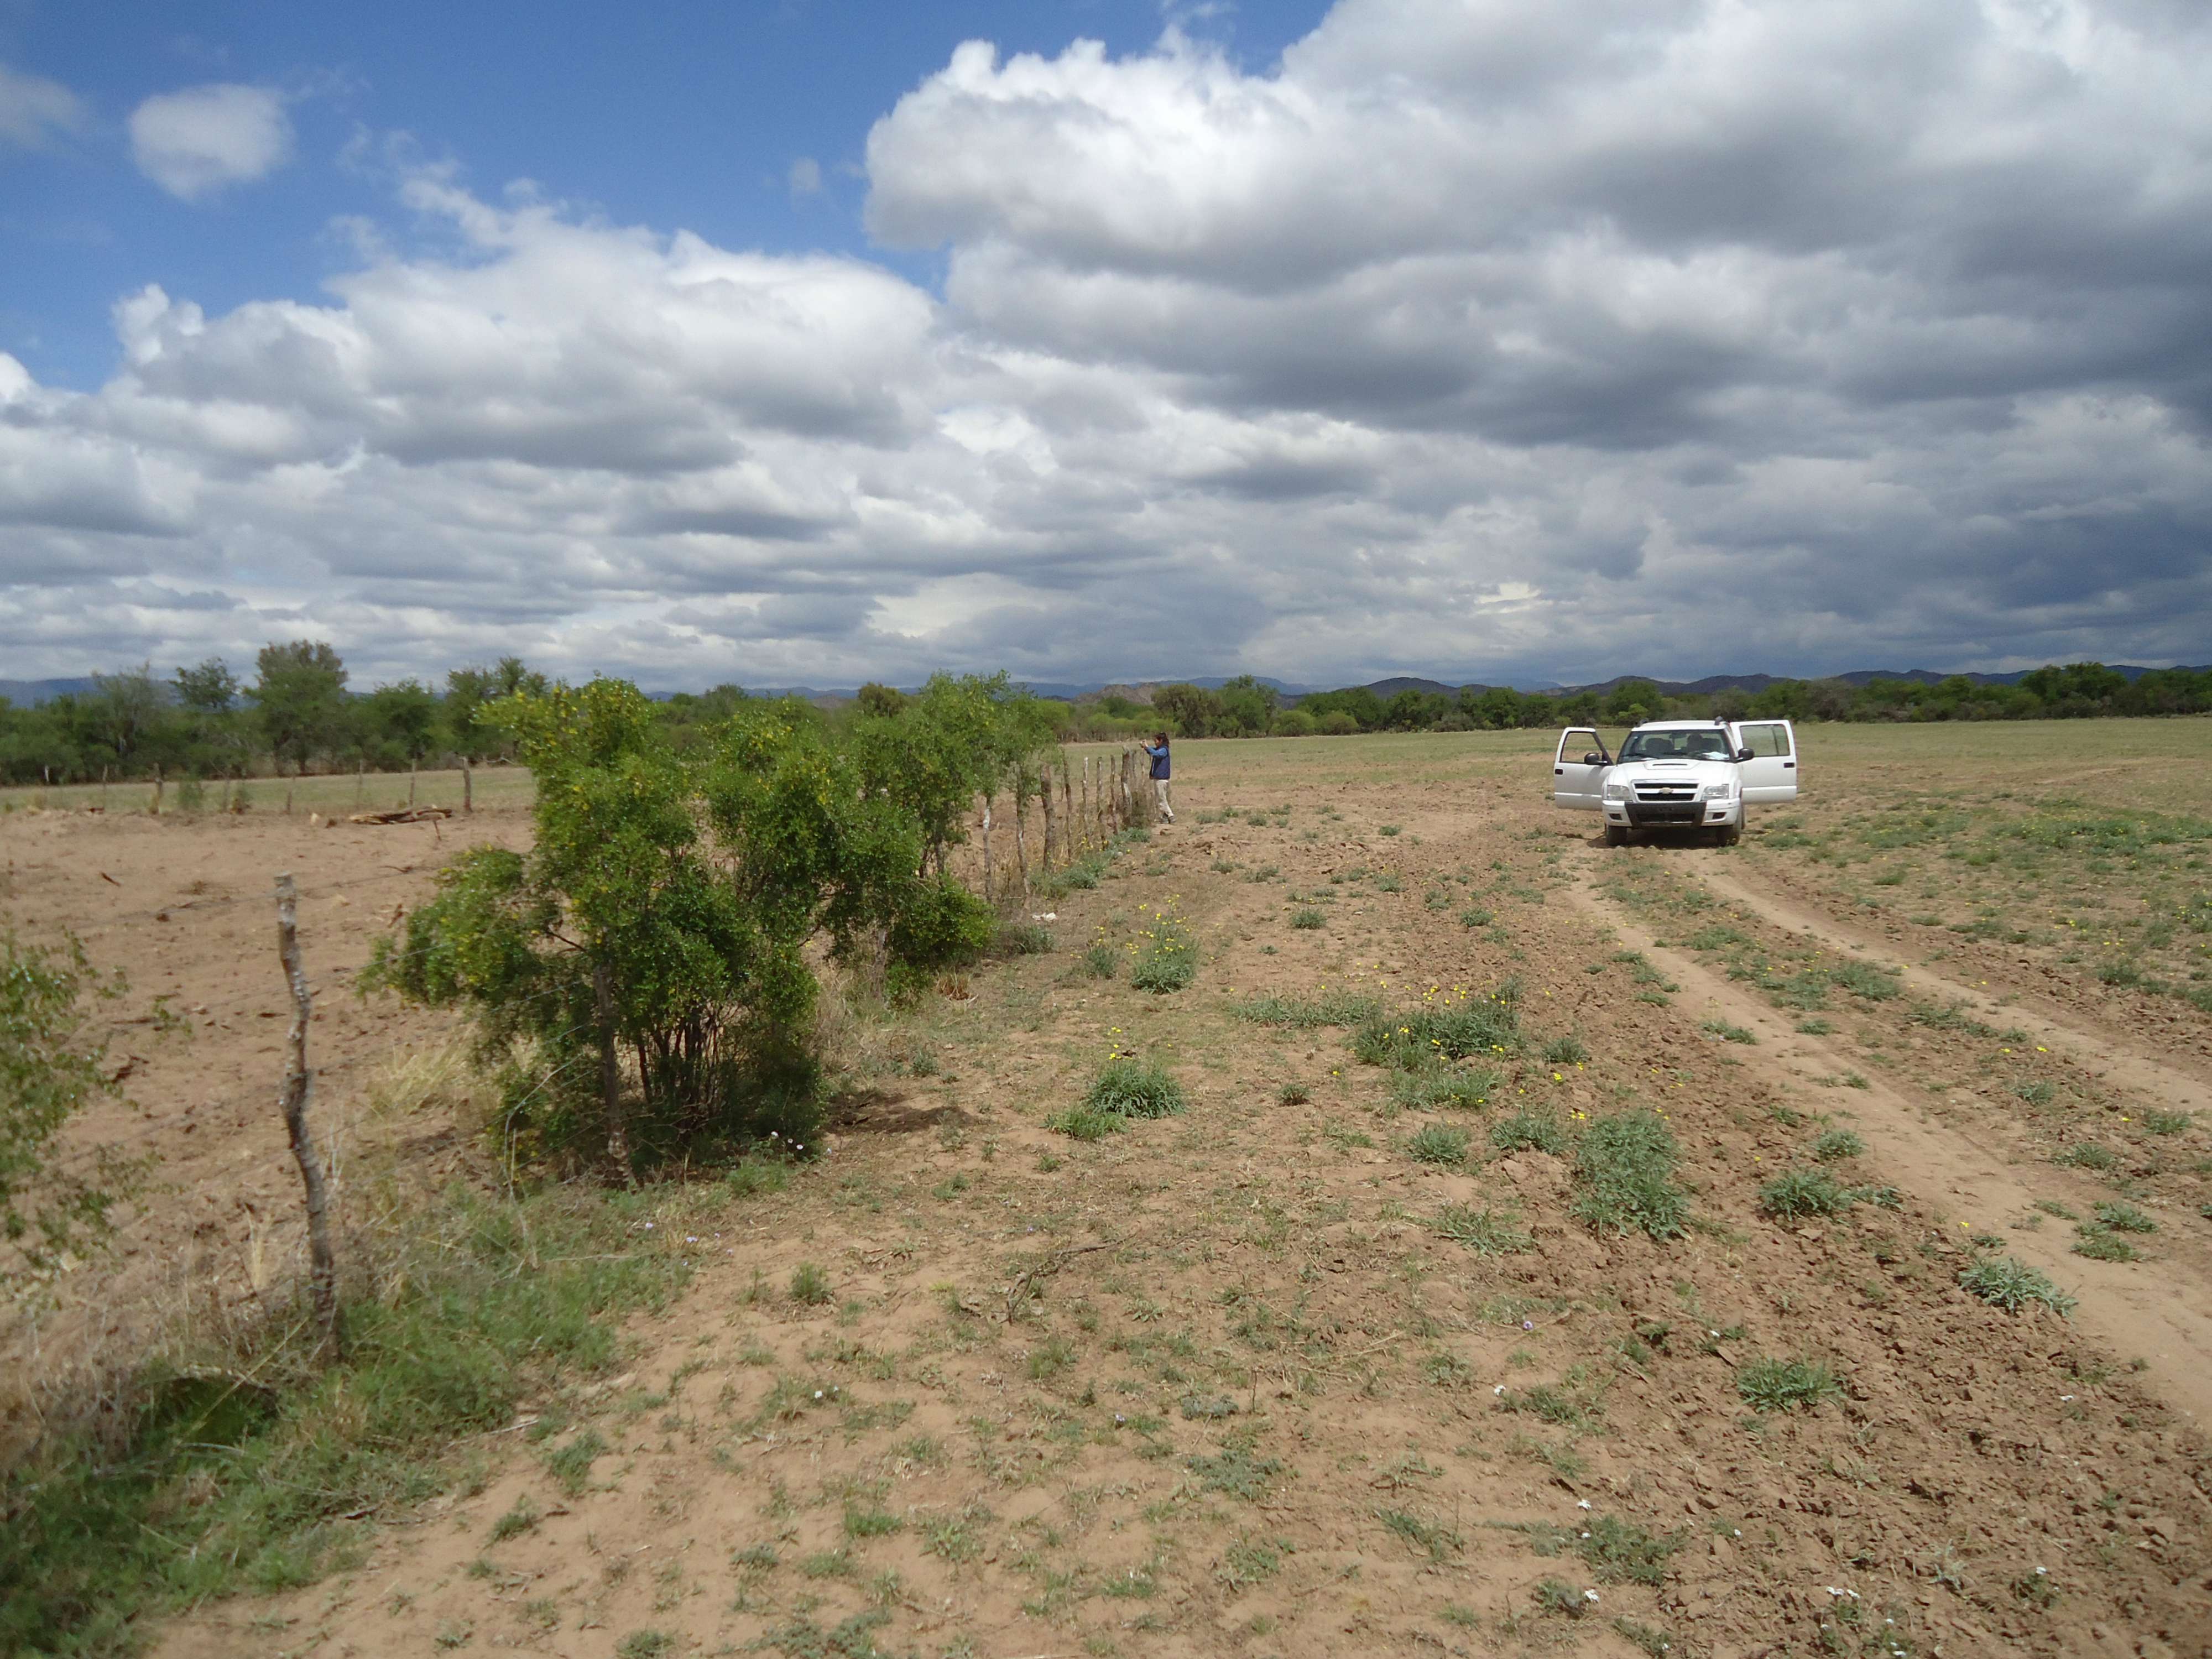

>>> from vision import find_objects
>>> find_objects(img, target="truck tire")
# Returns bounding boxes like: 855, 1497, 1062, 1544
1603, 823, 1629, 847
1718, 813, 1743, 847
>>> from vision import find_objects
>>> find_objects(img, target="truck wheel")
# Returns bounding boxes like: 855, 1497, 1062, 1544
1718, 815, 1743, 847
1603, 823, 1629, 847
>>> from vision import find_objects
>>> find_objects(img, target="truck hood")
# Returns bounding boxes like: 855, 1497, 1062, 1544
1608, 759, 1734, 780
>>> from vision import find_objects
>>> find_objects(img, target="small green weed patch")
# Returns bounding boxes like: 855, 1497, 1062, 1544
1573, 1111, 1687, 1240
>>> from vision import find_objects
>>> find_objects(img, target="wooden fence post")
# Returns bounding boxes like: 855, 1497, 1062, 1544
1040, 761, 1058, 871
1061, 760, 1074, 857
274, 874, 342, 1361
980, 794, 995, 903
594, 959, 636, 1188
153, 765, 164, 816
409, 758, 418, 810
1014, 782, 1030, 898
463, 757, 474, 815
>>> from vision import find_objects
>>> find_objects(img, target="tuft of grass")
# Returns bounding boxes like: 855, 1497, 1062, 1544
1083, 1058, 1187, 1120
544, 1429, 608, 1498
1578, 1515, 1683, 1585
1406, 1124, 1472, 1168
488, 1496, 541, 1542
1829, 959, 1901, 1001
1458, 907, 1493, 928
615, 1632, 675, 1659
1129, 909, 1198, 993
1081, 942, 1118, 979
1288, 908, 1326, 930
1433, 1204, 1533, 1255
1185, 1440, 1285, 1501
2142, 1108, 2193, 1135
1735, 1358, 1844, 1413
1541, 1034, 1590, 1065
0, 1182, 692, 1658
1757, 1167, 1853, 1221
1809, 1129, 1865, 1161
1959, 1255, 2077, 1316
1352, 997, 1520, 1069
1046, 1104, 1122, 1141
2072, 1227, 2140, 1262
1573, 1110, 1687, 1240
1275, 1082, 1312, 1107
1390, 1065, 1501, 1112
789, 1262, 833, 1306
995, 921, 1052, 956
1533, 1578, 1591, 1616
1700, 1019, 1757, 1045
1228, 991, 1380, 1028
1490, 1110, 1568, 1157
1376, 1508, 1462, 1561
2054, 1142, 2119, 1172
2092, 1200, 2157, 1233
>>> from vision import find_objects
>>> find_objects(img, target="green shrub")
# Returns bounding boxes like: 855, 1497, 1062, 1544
1573, 1112, 1687, 1240
790, 1262, 832, 1305
1288, 908, 1326, 930
1081, 942, 1117, 979
1959, 1255, 2077, 1316
888, 877, 995, 977
1084, 1058, 1187, 1120
1735, 1358, 1843, 1413
1458, 907, 1493, 928
1275, 1083, 1311, 1107
0, 927, 137, 1277
1406, 1124, 1471, 1167
1541, 1034, 1589, 1065
1490, 1110, 1568, 1156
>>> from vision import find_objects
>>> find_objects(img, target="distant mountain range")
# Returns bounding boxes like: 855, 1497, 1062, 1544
4, 665, 2204, 710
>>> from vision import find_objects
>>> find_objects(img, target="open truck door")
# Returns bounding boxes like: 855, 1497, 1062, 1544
1733, 720, 1798, 802
1553, 727, 1608, 810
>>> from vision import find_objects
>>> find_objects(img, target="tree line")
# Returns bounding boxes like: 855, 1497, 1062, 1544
1139, 661, 2212, 737
6, 651, 2204, 787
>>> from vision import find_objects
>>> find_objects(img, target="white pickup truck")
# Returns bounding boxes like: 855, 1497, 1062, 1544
1552, 718, 1799, 846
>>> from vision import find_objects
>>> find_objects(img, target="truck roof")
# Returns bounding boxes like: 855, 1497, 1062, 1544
1627, 719, 1731, 732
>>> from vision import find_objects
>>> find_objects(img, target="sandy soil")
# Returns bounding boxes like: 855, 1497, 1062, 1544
1, 797, 529, 1416
7, 733, 2209, 1658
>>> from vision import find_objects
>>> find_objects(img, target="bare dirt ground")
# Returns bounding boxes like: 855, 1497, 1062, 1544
8, 731, 2210, 1659
0, 781, 529, 1417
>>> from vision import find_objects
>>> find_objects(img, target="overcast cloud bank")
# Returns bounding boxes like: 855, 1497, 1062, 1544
3, 0, 2209, 688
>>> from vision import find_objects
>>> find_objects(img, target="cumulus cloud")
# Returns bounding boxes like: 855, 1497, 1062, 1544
0, 62, 86, 149
4, 0, 2210, 687
129, 83, 294, 201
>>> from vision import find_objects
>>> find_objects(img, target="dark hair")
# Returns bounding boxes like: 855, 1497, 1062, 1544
1154, 731, 1169, 745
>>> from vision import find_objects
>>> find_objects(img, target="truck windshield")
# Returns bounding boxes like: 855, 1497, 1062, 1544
1620, 730, 1734, 760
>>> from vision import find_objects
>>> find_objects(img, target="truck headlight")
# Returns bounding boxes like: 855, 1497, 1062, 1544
1699, 780, 1735, 801
1603, 782, 1630, 801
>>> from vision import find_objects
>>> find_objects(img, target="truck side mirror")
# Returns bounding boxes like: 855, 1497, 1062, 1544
1735, 747, 1754, 762
1583, 752, 1607, 766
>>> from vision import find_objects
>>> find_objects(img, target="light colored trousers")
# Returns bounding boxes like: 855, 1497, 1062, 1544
1152, 778, 1173, 819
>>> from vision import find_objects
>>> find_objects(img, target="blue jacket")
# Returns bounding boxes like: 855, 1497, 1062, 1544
1143, 742, 1170, 780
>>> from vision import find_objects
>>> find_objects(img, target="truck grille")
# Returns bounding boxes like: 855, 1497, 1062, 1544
1626, 802, 1702, 825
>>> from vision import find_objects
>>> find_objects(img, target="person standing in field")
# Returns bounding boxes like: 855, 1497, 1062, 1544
1142, 731, 1174, 822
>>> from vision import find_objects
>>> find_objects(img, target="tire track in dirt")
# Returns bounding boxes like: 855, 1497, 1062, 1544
1694, 859, 2212, 1117
1567, 860, 2212, 1430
